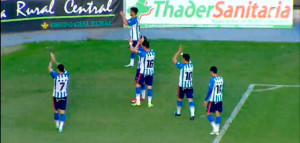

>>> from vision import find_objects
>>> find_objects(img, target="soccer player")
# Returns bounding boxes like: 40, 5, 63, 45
129, 40, 155, 107
131, 36, 148, 103
204, 66, 224, 135
120, 7, 140, 67
172, 46, 195, 120
48, 52, 70, 133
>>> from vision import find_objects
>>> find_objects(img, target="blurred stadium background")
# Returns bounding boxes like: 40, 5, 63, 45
1, 0, 299, 143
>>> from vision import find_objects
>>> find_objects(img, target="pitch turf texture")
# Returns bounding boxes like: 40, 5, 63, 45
1, 40, 299, 143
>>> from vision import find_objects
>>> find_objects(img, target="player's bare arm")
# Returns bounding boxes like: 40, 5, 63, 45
172, 46, 183, 64
120, 11, 128, 26
48, 61, 53, 72
129, 41, 140, 53
50, 52, 60, 66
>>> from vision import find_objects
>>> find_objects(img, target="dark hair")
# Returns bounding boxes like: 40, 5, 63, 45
130, 7, 138, 14
140, 35, 147, 42
210, 66, 218, 74
57, 64, 65, 72
182, 54, 190, 61
142, 41, 150, 49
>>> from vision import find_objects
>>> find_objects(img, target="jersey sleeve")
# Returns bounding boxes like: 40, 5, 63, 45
50, 71, 58, 79
138, 51, 146, 57
65, 71, 70, 77
127, 18, 137, 26
176, 62, 184, 69
205, 78, 215, 101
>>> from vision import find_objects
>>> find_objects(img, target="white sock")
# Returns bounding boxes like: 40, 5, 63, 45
141, 89, 146, 99
136, 94, 140, 104
148, 96, 152, 104
190, 106, 195, 117
215, 124, 220, 132
55, 120, 59, 127
177, 106, 181, 114
211, 122, 216, 129
130, 59, 134, 65
59, 121, 64, 130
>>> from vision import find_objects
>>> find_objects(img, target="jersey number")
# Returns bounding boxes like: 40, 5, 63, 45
185, 72, 192, 80
60, 82, 65, 91
216, 85, 222, 94
147, 60, 154, 68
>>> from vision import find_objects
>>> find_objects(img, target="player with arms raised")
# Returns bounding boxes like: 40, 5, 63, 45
172, 46, 195, 120
129, 40, 155, 107
120, 7, 140, 67
131, 36, 148, 103
48, 52, 70, 133
204, 66, 224, 135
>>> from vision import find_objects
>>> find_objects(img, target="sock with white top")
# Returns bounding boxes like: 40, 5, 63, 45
177, 100, 183, 114
136, 87, 141, 104
216, 116, 221, 131
59, 113, 66, 131
189, 101, 195, 117
148, 89, 153, 104
130, 53, 135, 65
54, 113, 59, 127
207, 114, 216, 128
141, 84, 146, 99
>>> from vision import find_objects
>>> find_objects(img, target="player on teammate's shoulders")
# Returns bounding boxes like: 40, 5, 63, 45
129, 40, 155, 107
120, 7, 140, 67
131, 36, 148, 103
204, 66, 224, 135
48, 52, 70, 133
172, 46, 195, 120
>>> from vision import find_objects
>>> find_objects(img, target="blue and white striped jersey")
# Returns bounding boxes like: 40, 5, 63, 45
50, 71, 70, 98
137, 46, 145, 69
139, 49, 155, 76
176, 61, 193, 88
206, 76, 224, 102
128, 17, 140, 41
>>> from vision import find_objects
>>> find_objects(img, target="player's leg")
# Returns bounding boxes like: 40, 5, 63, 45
125, 41, 137, 67
141, 83, 146, 101
58, 97, 67, 133
145, 75, 154, 107
187, 88, 195, 120
214, 102, 223, 134
174, 87, 184, 116
132, 74, 144, 106
53, 97, 60, 129
206, 102, 217, 135
132, 69, 146, 103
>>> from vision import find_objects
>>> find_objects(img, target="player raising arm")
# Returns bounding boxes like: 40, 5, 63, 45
173, 46, 195, 120
131, 36, 148, 103
120, 7, 140, 67
204, 66, 224, 135
48, 52, 70, 133
129, 40, 155, 107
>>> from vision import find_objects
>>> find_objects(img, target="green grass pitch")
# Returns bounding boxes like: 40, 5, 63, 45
1, 40, 299, 143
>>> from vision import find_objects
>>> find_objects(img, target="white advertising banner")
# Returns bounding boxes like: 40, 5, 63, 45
124, 0, 294, 28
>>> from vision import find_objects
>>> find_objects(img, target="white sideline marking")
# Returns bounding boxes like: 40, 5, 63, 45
212, 84, 300, 143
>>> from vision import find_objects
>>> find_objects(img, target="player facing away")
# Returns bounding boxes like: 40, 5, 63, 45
48, 52, 70, 133
129, 40, 155, 107
173, 46, 195, 120
131, 36, 148, 103
120, 7, 140, 67
204, 66, 224, 135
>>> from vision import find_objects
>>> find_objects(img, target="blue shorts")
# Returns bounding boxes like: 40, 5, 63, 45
207, 101, 223, 113
178, 87, 193, 99
133, 41, 138, 47
135, 69, 140, 81
53, 97, 68, 110
136, 73, 153, 86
